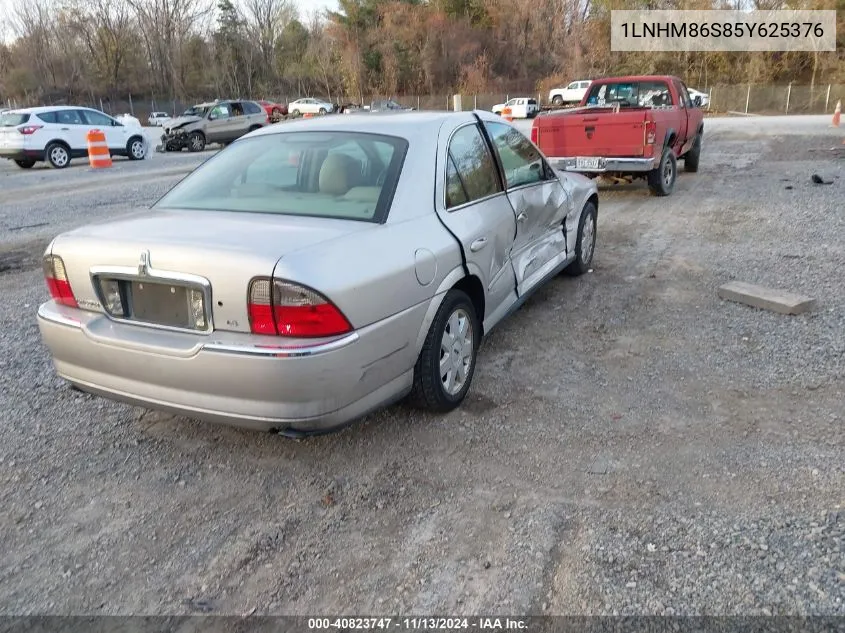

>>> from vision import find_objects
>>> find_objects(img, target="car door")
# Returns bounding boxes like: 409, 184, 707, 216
80, 109, 126, 150
435, 121, 519, 331
205, 103, 232, 142
482, 120, 571, 297
674, 80, 694, 152
54, 109, 89, 152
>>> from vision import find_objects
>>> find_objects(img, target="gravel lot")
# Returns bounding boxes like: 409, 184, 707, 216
0, 115, 843, 616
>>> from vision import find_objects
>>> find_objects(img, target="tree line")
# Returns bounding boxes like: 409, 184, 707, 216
0, 0, 842, 106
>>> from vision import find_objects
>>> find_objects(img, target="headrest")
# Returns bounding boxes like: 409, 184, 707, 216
319, 153, 362, 195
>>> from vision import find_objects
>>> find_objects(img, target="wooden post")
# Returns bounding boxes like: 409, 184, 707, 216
128, 93, 134, 116
474, 94, 477, 110
825, 84, 831, 112
745, 84, 751, 114
785, 83, 791, 114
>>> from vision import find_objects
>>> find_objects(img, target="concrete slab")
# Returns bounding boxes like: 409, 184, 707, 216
718, 281, 816, 315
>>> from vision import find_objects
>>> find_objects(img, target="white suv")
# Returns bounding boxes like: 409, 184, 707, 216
0, 105, 148, 169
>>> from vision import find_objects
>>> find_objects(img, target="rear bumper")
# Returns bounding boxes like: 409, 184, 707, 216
547, 156, 657, 173
0, 148, 44, 161
37, 300, 424, 434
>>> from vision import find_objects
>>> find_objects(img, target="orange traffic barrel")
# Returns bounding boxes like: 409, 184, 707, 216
501, 106, 513, 122
832, 100, 841, 128
87, 129, 112, 168
303, 112, 313, 119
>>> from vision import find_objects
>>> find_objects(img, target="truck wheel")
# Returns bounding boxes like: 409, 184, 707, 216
684, 134, 701, 173
647, 148, 677, 196
14, 158, 36, 169
552, 95, 563, 106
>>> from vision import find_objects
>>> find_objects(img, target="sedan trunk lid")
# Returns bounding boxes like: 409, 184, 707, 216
51, 209, 374, 334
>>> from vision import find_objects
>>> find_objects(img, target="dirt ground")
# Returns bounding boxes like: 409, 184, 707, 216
0, 116, 843, 616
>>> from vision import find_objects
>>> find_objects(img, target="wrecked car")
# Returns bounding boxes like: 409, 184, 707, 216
158, 99, 268, 152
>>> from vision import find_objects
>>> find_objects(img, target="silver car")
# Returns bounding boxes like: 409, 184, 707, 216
37, 110, 599, 436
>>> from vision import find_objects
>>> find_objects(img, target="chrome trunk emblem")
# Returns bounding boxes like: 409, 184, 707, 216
138, 250, 151, 276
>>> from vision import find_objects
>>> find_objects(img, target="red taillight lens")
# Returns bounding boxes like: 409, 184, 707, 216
19, 125, 43, 135
645, 120, 656, 145
247, 278, 352, 338
530, 124, 538, 145
43, 255, 78, 308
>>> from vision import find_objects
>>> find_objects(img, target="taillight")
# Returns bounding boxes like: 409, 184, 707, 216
19, 125, 43, 135
645, 120, 656, 145
43, 255, 78, 308
530, 124, 538, 145
247, 278, 352, 338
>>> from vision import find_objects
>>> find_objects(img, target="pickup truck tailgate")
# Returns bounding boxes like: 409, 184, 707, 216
536, 107, 649, 158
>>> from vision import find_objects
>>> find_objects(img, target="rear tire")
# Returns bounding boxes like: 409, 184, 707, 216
14, 159, 35, 169
552, 95, 563, 106
318, 107, 327, 115
684, 133, 701, 173
409, 289, 480, 413
564, 201, 598, 277
647, 147, 677, 196
45, 142, 70, 169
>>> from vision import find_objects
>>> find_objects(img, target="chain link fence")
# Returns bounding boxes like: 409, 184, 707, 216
5, 85, 843, 120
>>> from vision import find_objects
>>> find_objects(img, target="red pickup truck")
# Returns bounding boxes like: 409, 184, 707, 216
530, 75, 704, 196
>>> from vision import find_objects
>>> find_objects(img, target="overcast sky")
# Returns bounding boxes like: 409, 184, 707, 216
294, 0, 338, 20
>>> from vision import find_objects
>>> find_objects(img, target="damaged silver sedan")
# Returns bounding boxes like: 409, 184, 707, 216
37, 110, 599, 436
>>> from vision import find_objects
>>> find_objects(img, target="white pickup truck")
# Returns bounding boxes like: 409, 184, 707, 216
548, 80, 592, 106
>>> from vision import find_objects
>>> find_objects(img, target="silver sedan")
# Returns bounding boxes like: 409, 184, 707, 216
36, 110, 599, 436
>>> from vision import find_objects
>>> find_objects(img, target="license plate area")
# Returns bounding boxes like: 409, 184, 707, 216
130, 281, 193, 329
95, 275, 210, 333
576, 156, 602, 170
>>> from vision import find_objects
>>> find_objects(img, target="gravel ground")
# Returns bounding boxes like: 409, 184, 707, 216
0, 116, 843, 616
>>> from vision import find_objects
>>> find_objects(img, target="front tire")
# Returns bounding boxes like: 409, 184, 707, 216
684, 133, 701, 173
318, 107, 327, 115
188, 131, 205, 152
14, 158, 35, 169
409, 289, 480, 413
45, 142, 70, 169
127, 136, 146, 160
647, 147, 677, 196
564, 201, 598, 276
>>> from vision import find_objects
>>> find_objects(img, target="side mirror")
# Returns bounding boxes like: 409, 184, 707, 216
693, 96, 702, 107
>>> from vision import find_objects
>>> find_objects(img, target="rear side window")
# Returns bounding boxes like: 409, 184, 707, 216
242, 101, 262, 115
36, 111, 57, 123
154, 131, 408, 223
0, 113, 30, 126
445, 124, 502, 208
55, 110, 84, 125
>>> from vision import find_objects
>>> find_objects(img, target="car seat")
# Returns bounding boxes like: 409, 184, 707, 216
318, 153, 362, 195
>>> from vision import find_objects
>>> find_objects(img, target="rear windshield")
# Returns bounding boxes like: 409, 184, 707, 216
0, 113, 30, 126
585, 81, 673, 107
154, 131, 409, 223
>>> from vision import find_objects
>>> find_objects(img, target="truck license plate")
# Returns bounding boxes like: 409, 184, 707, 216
576, 157, 601, 170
